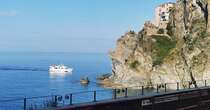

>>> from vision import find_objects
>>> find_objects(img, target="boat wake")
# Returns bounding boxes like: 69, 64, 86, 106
0, 66, 47, 72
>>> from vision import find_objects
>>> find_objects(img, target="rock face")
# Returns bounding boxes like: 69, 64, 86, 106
109, 0, 210, 89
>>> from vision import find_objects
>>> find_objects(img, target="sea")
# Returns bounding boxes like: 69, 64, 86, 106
0, 52, 112, 109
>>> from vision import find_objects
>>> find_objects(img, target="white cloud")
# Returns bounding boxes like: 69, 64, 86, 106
0, 10, 18, 17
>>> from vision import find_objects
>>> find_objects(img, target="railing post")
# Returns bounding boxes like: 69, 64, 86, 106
93, 91, 96, 102
177, 82, 179, 91
157, 84, 159, 93
205, 80, 207, 87
125, 88, 128, 98
164, 83, 167, 92
23, 97, 26, 110
142, 86, 144, 95
113, 89, 117, 99
54, 95, 58, 107
70, 94, 73, 105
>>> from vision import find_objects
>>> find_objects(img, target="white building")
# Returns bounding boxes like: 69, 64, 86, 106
153, 2, 175, 28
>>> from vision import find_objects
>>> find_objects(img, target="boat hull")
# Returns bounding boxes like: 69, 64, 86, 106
49, 68, 73, 73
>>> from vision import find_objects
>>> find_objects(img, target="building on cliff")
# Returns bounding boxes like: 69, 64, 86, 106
153, 2, 175, 28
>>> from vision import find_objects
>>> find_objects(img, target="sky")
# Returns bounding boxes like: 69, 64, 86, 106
0, 0, 175, 53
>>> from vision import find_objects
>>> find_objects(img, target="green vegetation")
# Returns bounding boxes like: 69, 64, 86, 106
152, 35, 176, 66
166, 23, 174, 36
192, 18, 206, 29
192, 56, 199, 65
128, 30, 135, 34
186, 18, 207, 51
130, 60, 140, 69
199, 31, 208, 39
191, 18, 206, 38
157, 28, 164, 34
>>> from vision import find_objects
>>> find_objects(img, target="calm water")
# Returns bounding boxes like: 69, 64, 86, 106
0, 52, 112, 101
0, 52, 176, 110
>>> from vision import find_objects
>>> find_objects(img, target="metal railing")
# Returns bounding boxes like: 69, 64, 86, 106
1, 79, 210, 110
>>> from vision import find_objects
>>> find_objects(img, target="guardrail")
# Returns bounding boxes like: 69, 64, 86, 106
1, 79, 210, 110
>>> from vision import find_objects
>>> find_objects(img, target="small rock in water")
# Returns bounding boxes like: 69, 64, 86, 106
80, 77, 90, 85
97, 73, 111, 80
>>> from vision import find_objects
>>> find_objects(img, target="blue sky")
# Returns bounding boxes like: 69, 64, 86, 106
0, 0, 175, 53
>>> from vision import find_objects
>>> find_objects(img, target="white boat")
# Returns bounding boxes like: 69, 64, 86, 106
49, 64, 73, 73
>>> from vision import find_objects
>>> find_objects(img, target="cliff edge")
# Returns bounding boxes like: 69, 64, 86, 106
109, 0, 210, 89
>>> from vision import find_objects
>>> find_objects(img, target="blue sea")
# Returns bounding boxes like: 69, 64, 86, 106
0, 52, 112, 109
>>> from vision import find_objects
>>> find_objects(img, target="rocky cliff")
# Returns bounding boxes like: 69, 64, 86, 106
109, 0, 210, 89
